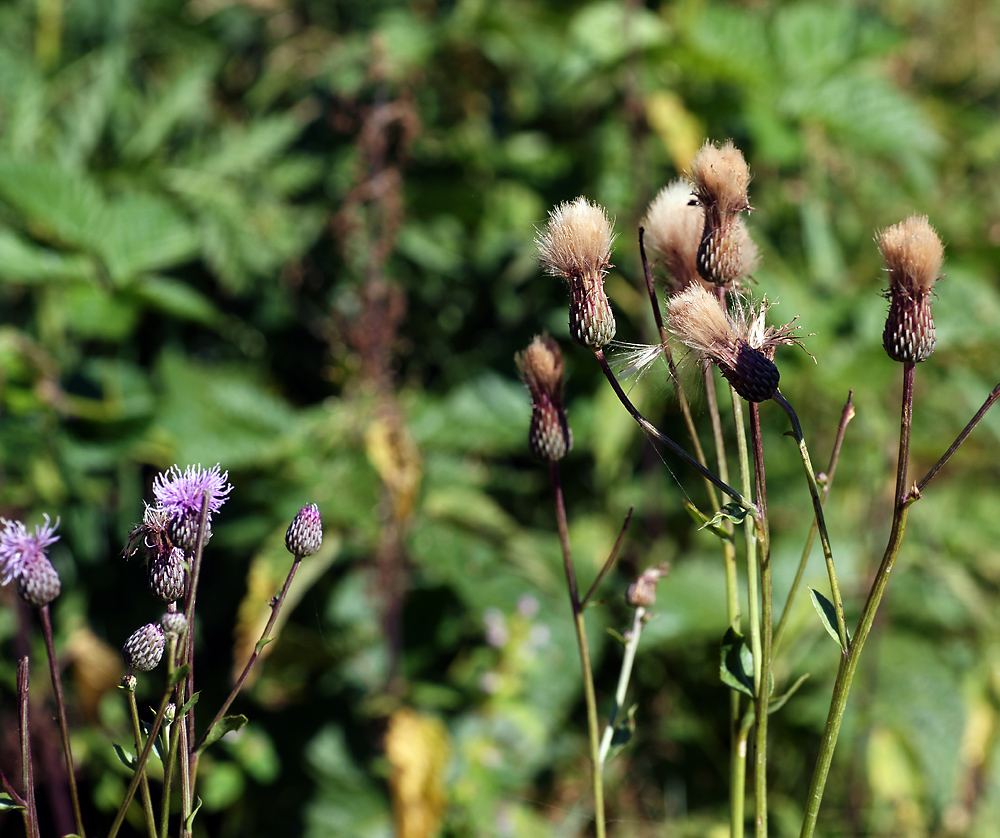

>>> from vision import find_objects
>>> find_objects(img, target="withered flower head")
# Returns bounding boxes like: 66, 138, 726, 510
516, 335, 573, 461
687, 140, 753, 286
625, 563, 670, 609
644, 180, 759, 293
666, 285, 801, 403
537, 197, 617, 349
878, 214, 944, 364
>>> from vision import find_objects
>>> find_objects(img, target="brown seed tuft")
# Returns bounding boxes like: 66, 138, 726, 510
687, 140, 751, 217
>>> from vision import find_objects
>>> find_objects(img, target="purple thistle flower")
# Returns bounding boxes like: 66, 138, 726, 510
152, 464, 233, 522
0, 515, 60, 586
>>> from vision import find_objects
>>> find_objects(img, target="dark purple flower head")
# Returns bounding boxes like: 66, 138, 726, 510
152, 464, 233, 522
0, 515, 60, 586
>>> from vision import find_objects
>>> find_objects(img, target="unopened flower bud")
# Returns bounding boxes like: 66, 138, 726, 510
537, 197, 617, 349
285, 504, 323, 557
17, 556, 61, 607
164, 703, 176, 724
149, 547, 187, 603
161, 611, 188, 637
168, 514, 212, 553
878, 215, 943, 364
121, 674, 137, 692
688, 141, 752, 286
516, 336, 573, 461
626, 564, 670, 609
123, 623, 166, 673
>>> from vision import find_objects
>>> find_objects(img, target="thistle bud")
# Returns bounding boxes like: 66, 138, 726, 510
123, 623, 166, 673
285, 504, 323, 557
164, 703, 177, 724
537, 197, 617, 349
516, 335, 573, 461
0, 516, 62, 608
878, 215, 944, 363
161, 611, 188, 637
168, 515, 212, 553
149, 547, 187, 603
687, 141, 752, 286
626, 564, 670, 609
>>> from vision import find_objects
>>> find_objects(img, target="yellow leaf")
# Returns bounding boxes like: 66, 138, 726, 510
645, 91, 703, 172
386, 707, 450, 838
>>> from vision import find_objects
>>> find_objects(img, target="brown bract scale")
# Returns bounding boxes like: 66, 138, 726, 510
516, 335, 573, 461
687, 141, 753, 286
667, 285, 802, 403
537, 197, 617, 349
878, 214, 944, 364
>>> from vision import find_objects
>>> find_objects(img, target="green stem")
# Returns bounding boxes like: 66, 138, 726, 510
774, 393, 854, 654
194, 556, 303, 752
550, 461, 605, 838
598, 606, 645, 764
126, 688, 158, 838
749, 404, 772, 838
594, 349, 754, 512
772, 391, 849, 651
38, 604, 86, 838
799, 363, 915, 838
638, 227, 719, 510
108, 637, 180, 838
160, 704, 181, 838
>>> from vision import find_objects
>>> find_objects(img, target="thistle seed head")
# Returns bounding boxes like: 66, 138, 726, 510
537, 197, 617, 349
667, 285, 801, 403
878, 215, 944, 363
123, 623, 166, 673
285, 504, 323, 557
516, 335, 573, 461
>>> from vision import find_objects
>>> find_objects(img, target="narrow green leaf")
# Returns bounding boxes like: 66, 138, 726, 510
769, 673, 810, 715
184, 796, 203, 832
170, 664, 191, 687
180, 691, 201, 716
0, 793, 25, 812
197, 714, 248, 752
113, 742, 137, 770
605, 628, 626, 645
809, 587, 848, 649
720, 627, 755, 698
607, 705, 637, 760
254, 636, 275, 654
699, 502, 749, 536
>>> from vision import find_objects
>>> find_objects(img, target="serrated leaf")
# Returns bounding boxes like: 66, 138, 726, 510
769, 673, 810, 715
113, 742, 137, 770
0, 228, 95, 284
197, 714, 248, 752
131, 275, 222, 326
809, 587, 848, 649
184, 796, 203, 831
720, 627, 755, 698
0, 793, 25, 812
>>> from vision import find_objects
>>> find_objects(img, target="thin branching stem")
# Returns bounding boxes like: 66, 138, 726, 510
160, 703, 182, 838
38, 604, 86, 838
749, 403, 771, 838
598, 605, 645, 764
549, 461, 605, 838
638, 228, 718, 507
594, 348, 754, 512
799, 362, 916, 838
14, 658, 40, 838
911, 380, 1000, 499
193, 556, 304, 752
108, 638, 182, 838
773, 392, 855, 653
772, 391, 849, 651
126, 688, 158, 838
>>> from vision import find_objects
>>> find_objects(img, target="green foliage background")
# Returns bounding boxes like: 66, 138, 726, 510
1, 0, 1000, 836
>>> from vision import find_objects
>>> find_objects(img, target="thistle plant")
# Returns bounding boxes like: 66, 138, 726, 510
523, 139, 1000, 838
1, 464, 323, 838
